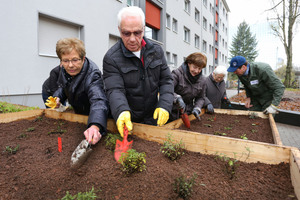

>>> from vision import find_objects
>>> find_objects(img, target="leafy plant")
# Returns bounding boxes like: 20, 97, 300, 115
207, 116, 216, 122
215, 152, 239, 180
26, 127, 35, 132
48, 121, 66, 134
160, 133, 185, 161
17, 133, 28, 139
33, 116, 43, 122
240, 134, 248, 140
120, 149, 146, 174
249, 112, 258, 119
173, 174, 197, 200
104, 133, 122, 151
0, 101, 38, 113
4, 145, 20, 154
60, 187, 100, 200
251, 129, 257, 133
224, 127, 232, 130
204, 124, 212, 127
213, 131, 227, 136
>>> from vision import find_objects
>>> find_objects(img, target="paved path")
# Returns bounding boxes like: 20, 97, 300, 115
226, 89, 300, 149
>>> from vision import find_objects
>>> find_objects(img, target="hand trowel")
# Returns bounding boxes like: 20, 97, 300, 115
70, 139, 92, 169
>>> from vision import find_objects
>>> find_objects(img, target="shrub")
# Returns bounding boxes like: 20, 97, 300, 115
120, 149, 146, 174
173, 174, 197, 200
160, 133, 185, 161
104, 133, 123, 151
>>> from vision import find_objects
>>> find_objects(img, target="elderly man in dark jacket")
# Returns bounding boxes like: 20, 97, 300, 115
204, 65, 230, 113
103, 6, 173, 137
52, 38, 108, 145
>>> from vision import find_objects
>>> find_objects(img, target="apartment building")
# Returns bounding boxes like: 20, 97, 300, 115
0, 0, 229, 107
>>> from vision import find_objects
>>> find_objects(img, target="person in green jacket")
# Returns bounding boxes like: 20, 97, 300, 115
227, 56, 285, 114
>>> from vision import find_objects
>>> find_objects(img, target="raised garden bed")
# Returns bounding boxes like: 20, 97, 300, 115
164, 109, 282, 145
0, 110, 299, 199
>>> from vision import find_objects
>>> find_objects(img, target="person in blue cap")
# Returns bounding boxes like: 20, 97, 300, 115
227, 56, 285, 114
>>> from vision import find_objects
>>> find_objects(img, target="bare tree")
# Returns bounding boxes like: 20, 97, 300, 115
267, 0, 300, 87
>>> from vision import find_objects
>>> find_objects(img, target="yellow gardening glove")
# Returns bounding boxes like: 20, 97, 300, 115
45, 96, 57, 109
116, 111, 133, 137
153, 107, 169, 126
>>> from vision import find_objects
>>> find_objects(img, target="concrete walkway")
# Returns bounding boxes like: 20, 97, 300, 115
226, 89, 300, 149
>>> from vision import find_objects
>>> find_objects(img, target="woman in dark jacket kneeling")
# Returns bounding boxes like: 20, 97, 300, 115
52, 38, 109, 145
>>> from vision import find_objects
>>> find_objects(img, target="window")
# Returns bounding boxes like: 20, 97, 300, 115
215, 12, 219, 26
222, 39, 224, 47
166, 14, 171, 29
127, 0, 136, 6
195, 34, 200, 48
209, 24, 212, 33
166, 51, 171, 63
172, 53, 178, 67
209, 44, 212, 53
38, 14, 81, 57
225, 42, 227, 49
145, 26, 158, 40
223, 23, 225, 31
202, 40, 207, 52
203, 0, 207, 8
184, 27, 190, 43
210, 3, 213, 13
172, 18, 178, 32
184, 0, 191, 13
195, 8, 200, 23
203, 17, 207, 30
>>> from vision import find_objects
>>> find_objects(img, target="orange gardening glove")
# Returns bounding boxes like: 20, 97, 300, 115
45, 96, 57, 109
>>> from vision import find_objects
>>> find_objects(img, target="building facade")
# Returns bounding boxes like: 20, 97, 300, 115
0, 0, 229, 107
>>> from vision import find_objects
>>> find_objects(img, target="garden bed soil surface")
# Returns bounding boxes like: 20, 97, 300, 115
0, 115, 296, 200
178, 113, 274, 144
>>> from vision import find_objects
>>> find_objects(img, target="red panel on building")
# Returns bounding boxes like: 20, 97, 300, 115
146, 1, 161, 29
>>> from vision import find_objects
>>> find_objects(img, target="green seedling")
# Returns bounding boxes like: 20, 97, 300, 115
204, 124, 212, 127
251, 129, 258, 133
33, 116, 43, 122
240, 134, 248, 140
0, 101, 38, 113
17, 133, 28, 139
60, 187, 100, 200
173, 174, 197, 200
215, 152, 239, 180
234, 120, 240, 123
104, 133, 123, 151
48, 122, 66, 134
214, 131, 227, 136
224, 127, 232, 130
160, 133, 185, 161
26, 127, 35, 132
4, 145, 20, 154
120, 149, 146, 174
249, 112, 258, 119
207, 116, 216, 122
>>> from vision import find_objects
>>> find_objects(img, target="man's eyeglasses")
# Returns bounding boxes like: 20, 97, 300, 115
121, 30, 143, 38
61, 58, 81, 65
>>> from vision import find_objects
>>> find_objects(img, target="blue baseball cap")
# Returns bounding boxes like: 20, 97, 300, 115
227, 56, 246, 72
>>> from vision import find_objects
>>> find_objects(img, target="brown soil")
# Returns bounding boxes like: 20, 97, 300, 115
179, 113, 274, 144
0, 115, 296, 200
230, 90, 300, 112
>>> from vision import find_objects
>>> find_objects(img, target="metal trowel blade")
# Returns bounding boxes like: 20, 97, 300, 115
70, 139, 92, 169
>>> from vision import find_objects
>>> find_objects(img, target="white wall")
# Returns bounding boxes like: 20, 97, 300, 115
0, 0, 125, 96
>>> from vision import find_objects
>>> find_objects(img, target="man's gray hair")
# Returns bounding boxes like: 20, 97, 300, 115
117, 6, 145, 27
213, 65, 228, 75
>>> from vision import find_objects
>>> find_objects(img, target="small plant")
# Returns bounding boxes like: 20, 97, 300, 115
204, 124, 212, 127
60, 187, 100, 200
240, 134, 248, 140
224, 126, 232, 130
173, 174, 197, 200
215, 152, 239, 180
213, 131, 227, 136
160, 133, 185, 161
104, 133, 122, 151
234, 120, 240, 123
4, 145, 20, 154
33, 116, 43, 122
249, 112, 258, 119
26, 127, 35, 132
17, 133, 28, 139
0, 101, 38, 113
207, 116, 216, 121
120, 149, 146, 174
48, 121, 66, 134
251, 129, 258, 133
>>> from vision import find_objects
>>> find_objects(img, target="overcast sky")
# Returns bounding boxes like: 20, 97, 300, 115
226, 0, 300, 69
